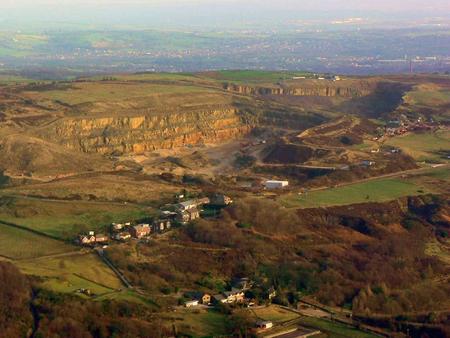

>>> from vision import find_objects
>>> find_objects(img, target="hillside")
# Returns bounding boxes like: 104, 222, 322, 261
0, 71, 449, 337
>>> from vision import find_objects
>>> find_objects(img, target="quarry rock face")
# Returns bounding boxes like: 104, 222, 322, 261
224, 82, 375, 97
41, 108, 252, 154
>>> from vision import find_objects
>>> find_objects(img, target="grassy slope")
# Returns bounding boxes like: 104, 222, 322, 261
0, 222, 73, 259
17, 253, 123, 294
299, 317, 378, 338
385, 130, 450, 162
162, 309, 229, 337
0, 197, 148, 239
280, 177, 434, 209
27, 81, 212, 106
250, 305, 300, 323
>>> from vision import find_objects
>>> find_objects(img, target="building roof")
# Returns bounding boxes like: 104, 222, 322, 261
224, 288, 244, 297
134, 224, 150, 230
213, 294, 226, 301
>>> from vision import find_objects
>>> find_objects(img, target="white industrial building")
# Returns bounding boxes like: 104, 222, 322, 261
265, 180, 289, 189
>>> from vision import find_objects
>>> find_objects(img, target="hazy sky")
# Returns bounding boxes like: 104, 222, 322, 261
2, 0, 449, 10
1, 0, 449, 30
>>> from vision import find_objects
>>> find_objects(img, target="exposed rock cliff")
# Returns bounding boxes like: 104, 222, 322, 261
224, 81, 376, 98
40, 108, 252, 154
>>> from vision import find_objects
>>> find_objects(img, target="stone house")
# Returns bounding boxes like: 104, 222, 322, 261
130, 224, 151, 239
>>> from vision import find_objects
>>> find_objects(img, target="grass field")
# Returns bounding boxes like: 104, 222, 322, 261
405, 86, 450, 107
280, 177, 434, 209
0, 222, 74, 259
162, 308, 229, 337
28, 81, 212, 105
212, 70, 311, 83
17, 252, 123, 294
250, 305, 300, 323
0, 74, 34, 85
385, 130, 450, 162
298, 317, 378, 338
0, 196, 148, 239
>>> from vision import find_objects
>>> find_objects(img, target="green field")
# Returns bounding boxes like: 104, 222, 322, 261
405, 87, 450, 107
280, 177, 433, 209
385, 130, 450, 162
0, 222, 74, 259
213, 70, 311, 83
0, 197, 148, 239
28, 81, 212, 106
17, 253, 123, 295
162, 308, 229, 337
0, 74, 34, 85
299, 317, 378, 338
251, 305, 300, 323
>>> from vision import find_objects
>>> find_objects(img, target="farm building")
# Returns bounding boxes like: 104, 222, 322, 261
265, 180, 289, 189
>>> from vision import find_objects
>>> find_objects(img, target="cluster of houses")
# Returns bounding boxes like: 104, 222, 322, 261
77, 231, 109, 246
382, 117, 437, 138
184, 277, 276, 308
77, 193, 233, 246
170, 194, 233, 224
111, 218, 172, 241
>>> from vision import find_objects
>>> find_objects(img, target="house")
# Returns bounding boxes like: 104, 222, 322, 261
233, 277, 254, 291
176, 198, 210, 212
256, 321, 274, 330
95, 234, 109, 243
160, 210, 178, 220
265, 180, 289, 189
152, 219, 171, 233
267, 286, 277, 300
201, 293, 211, 305
111, 223, 124, 232
114, 232, 131, 241
210, 194, 233, 207
185, 300, 199, 308
130, 224, 151, 239
78, 234, 96, 245
221, 288, 245, 303
176, 207, 200, 224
